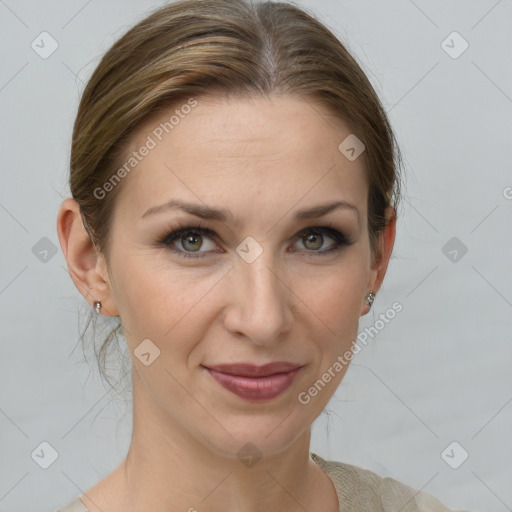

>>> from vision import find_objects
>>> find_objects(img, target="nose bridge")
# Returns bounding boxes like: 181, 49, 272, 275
226, 244, 293, 342
245, 252, 281, 303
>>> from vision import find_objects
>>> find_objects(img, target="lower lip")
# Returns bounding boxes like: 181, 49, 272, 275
205, 367, 302, 402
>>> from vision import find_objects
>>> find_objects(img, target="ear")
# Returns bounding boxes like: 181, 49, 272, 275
361, 206, 396, 316
56, 198, 119, 317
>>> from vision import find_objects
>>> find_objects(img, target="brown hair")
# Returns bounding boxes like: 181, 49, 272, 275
68, 0, 403, 387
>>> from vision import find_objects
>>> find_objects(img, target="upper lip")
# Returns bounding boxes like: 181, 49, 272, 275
203, 362, 303, 377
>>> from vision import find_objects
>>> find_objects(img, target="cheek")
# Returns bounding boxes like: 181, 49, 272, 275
110, 251, 224, 351
110, 239, 369, 356
294, 254, 368, 322
292, 256, 369, 368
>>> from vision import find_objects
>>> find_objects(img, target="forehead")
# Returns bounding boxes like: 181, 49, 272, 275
114, 94, 368, 224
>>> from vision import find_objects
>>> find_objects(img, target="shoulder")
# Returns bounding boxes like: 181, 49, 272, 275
55, 496, 89, 512
311, 453, 470, 512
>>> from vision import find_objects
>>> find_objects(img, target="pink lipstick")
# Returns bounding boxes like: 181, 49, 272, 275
203, 362, 303, 402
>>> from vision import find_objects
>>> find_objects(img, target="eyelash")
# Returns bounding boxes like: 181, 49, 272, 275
157, 221, 352, 259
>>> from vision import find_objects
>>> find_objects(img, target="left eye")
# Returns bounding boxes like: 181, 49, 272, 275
294, 227, 346, 253
159, 224, 350, 259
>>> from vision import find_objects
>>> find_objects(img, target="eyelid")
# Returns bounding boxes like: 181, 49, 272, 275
158, 222, 220, 258
158, 222, 352, 258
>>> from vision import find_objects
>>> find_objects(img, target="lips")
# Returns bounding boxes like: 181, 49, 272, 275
202, 362, 303, 401
205, 362, 302, 377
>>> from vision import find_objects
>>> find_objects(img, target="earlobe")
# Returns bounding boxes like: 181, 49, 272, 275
361, 207, 397, 316
56, 198, 119, 317
360, 289, 376, 317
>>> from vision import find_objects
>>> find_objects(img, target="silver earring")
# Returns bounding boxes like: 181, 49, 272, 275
365, 291, 376, 309
94, 301, 102, 314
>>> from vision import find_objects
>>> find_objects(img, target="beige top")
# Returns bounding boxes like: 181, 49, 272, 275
56, 452, 469, 512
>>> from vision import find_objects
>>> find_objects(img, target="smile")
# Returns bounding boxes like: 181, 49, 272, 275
202, 363, 303, 402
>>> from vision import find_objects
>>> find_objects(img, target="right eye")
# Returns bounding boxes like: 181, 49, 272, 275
158, 223, 220, 258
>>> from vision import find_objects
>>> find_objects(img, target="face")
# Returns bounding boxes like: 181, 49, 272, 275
95, 94, 382, 459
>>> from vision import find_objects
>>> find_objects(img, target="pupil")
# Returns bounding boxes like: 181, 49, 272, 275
183, 233, 201, 251
305, 233, 322, 250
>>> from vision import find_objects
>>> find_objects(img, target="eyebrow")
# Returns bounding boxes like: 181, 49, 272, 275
141, 199, 359, 222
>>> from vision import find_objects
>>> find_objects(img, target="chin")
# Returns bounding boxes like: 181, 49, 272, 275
193, 407, 313, 463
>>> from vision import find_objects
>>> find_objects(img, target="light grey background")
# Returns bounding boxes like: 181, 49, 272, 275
0, 0, 511, 511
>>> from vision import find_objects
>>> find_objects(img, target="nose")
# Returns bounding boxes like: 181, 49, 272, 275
222, 249, 294, 346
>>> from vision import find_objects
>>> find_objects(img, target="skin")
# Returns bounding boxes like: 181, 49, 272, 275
57, 94, 396, 512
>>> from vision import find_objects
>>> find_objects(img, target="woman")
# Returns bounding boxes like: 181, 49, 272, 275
56, 0, 469, 510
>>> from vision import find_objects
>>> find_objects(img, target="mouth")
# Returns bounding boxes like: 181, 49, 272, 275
202, 362, 304, 402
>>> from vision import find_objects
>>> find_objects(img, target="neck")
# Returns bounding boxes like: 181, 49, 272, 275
82, 370, 337, 512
